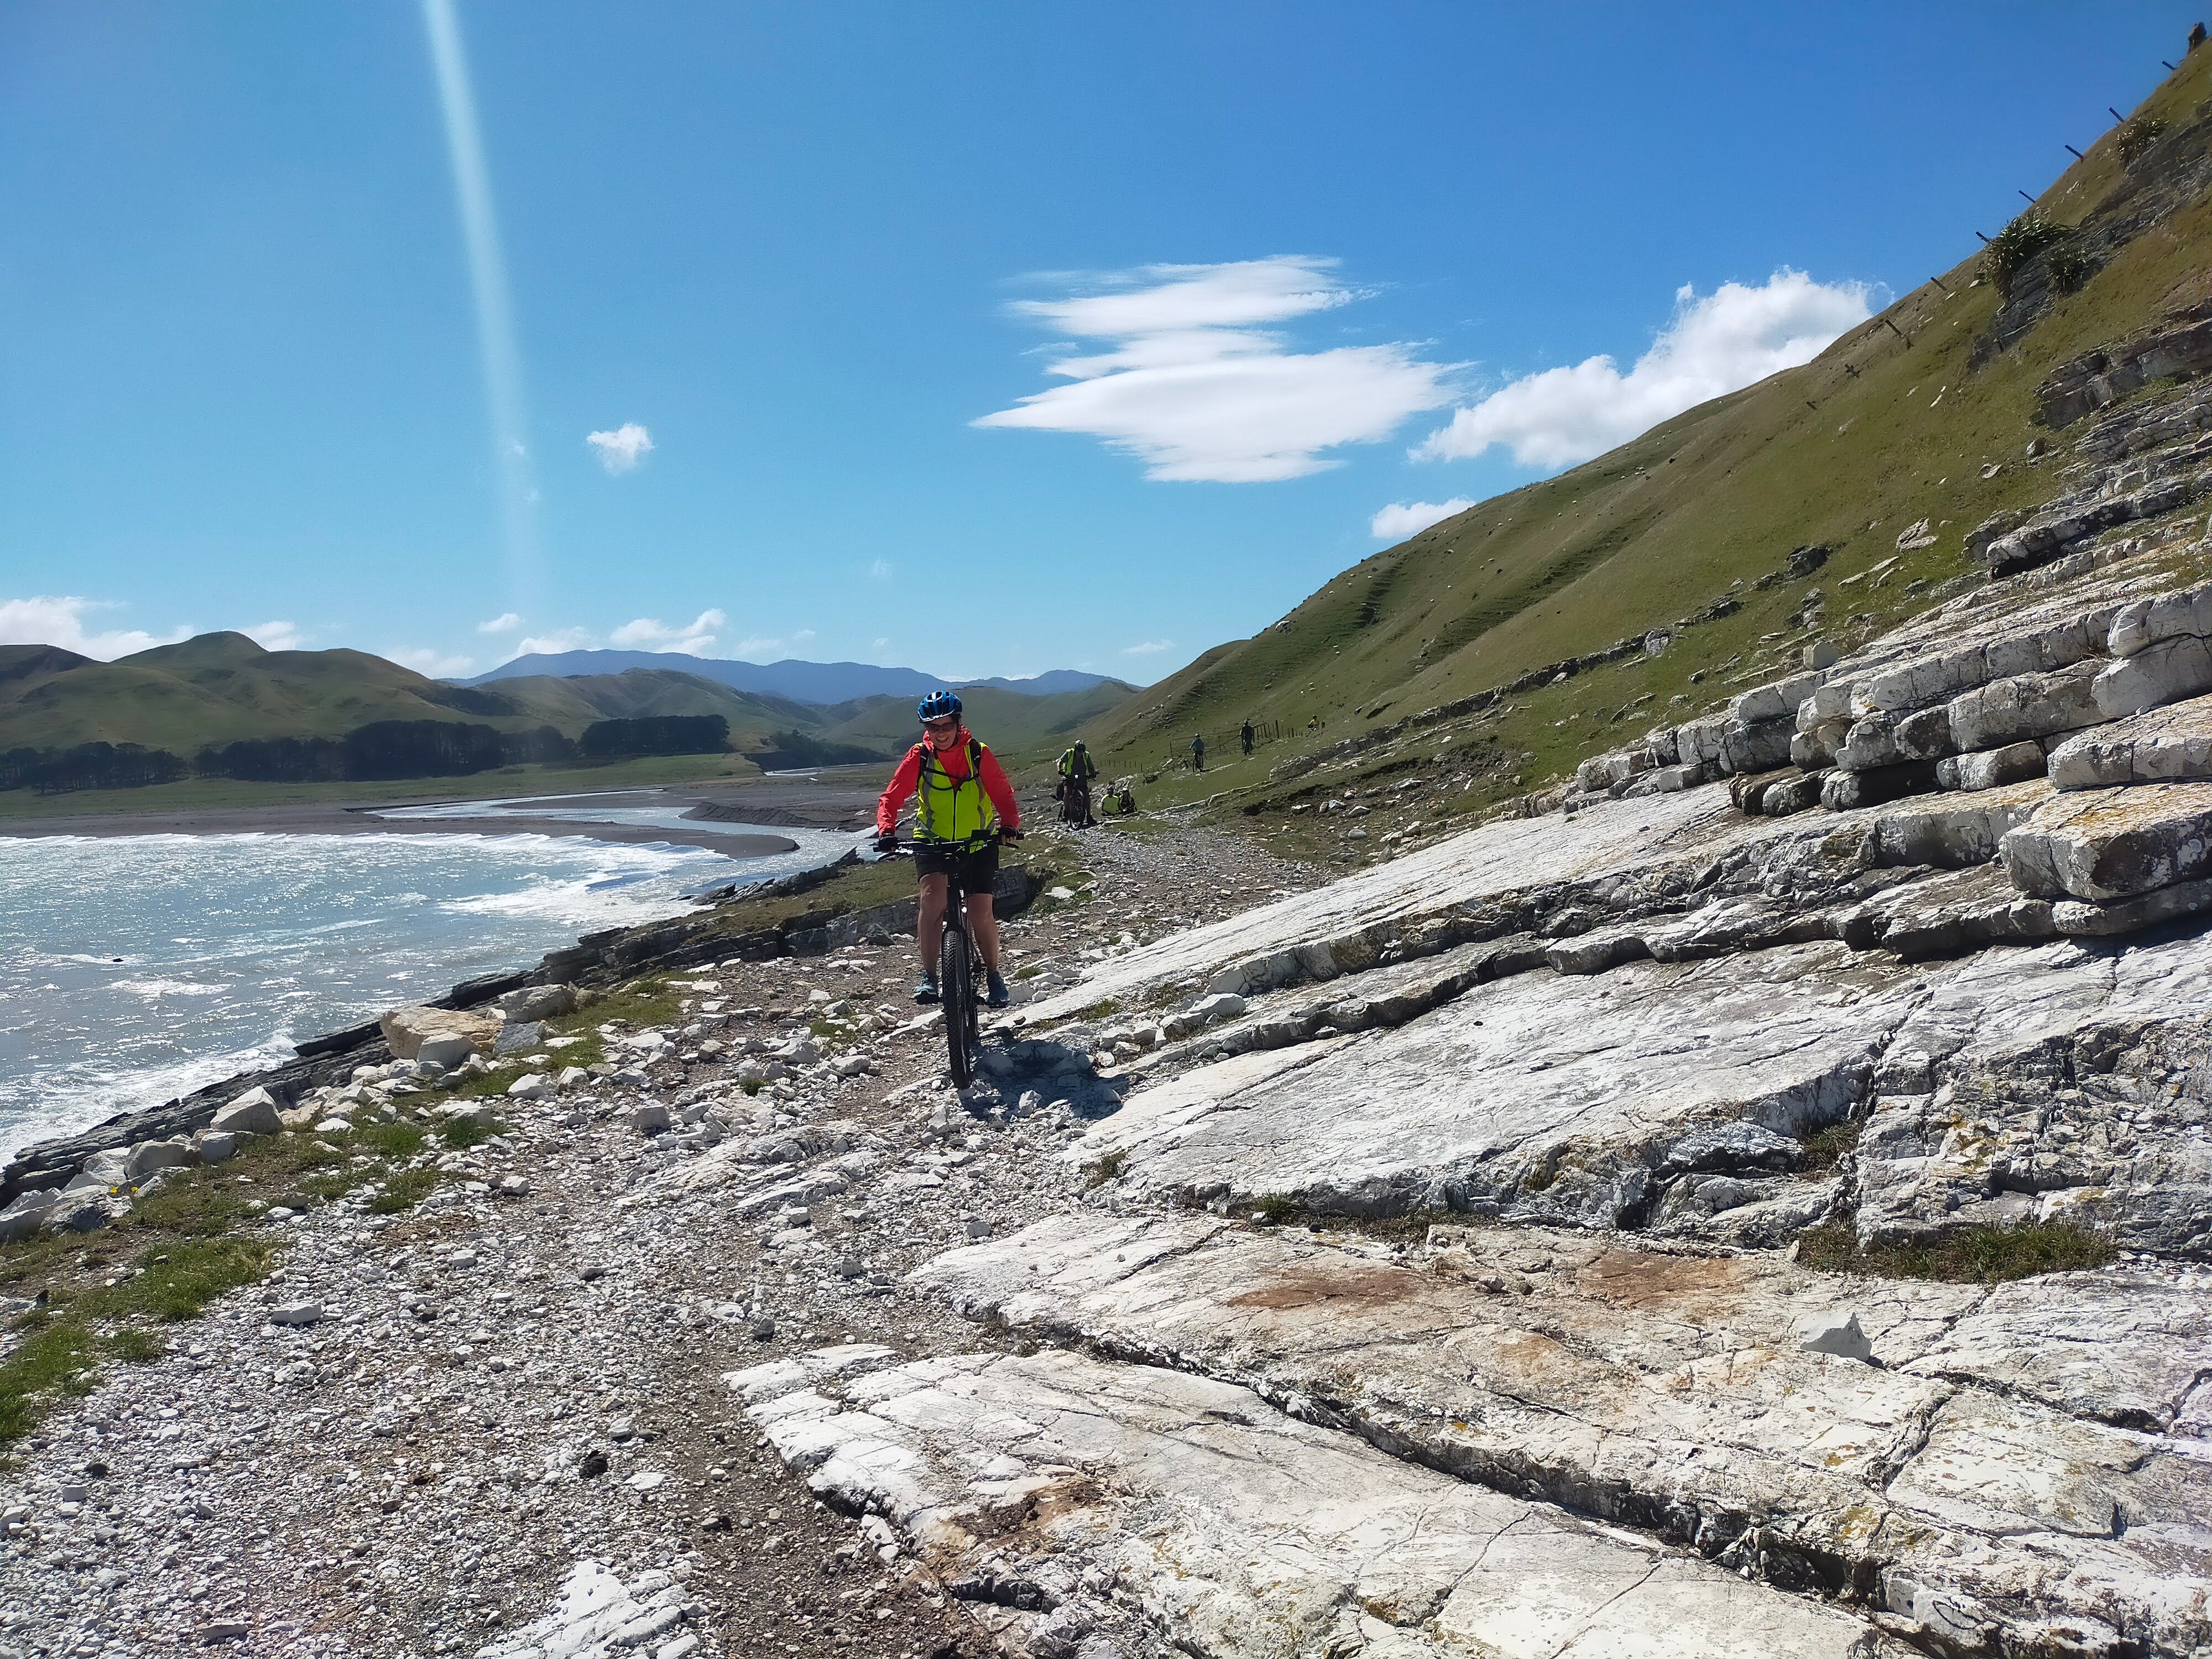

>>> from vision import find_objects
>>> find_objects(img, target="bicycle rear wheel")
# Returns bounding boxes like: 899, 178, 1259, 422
940, 924, 974, 1087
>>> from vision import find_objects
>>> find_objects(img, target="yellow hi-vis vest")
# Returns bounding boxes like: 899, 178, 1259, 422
915, 738, 999, 847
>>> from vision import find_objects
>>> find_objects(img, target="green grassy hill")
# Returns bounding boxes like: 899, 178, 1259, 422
819, 680, 1138, 758
0, 628, 1138, 801
1082, 44, 2212, 808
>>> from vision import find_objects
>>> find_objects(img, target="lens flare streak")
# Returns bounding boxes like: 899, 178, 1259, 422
422, 0, 538, 593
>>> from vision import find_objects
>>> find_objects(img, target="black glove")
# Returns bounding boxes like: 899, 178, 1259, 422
1000, 825, 1023, 842
874, 833, 899, 853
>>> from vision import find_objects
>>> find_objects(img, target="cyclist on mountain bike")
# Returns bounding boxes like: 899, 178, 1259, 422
875, 691, 1020, 1008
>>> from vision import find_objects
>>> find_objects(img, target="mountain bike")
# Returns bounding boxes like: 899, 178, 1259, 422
1060, 774, 1092, 826
888, 834, 1009, 1087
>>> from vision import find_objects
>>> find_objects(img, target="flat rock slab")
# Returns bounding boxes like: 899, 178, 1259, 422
912, 1215, 2212, 1658
1858, 933, 2212, 1255
1072, 940, 1922, 1227
743, 1345, 1901, 1659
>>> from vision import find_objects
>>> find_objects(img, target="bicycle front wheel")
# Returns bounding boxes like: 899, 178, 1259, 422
941, 924, 974, 1087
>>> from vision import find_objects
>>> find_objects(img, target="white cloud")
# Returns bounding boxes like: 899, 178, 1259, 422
509, 628, 593, 660
974, 257, 1460, 483
609, 608, 724, 655
792, 629, 816, 645
243, 619, 310, 653
0, 595, 191, 660
1415, 269, 1874, 471
1370, 498, 1475, 540
476, 612, 522, 634
868, 559, 894, 581
586, 422, 654, 474
389, 646, 476, 677
1121, 639, 1173, 655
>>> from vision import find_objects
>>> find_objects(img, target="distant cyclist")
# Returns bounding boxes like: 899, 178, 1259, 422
1191, 733, 1206, 773
1240, 718, 1255, 757
875, 692, 1020, 1008
1057, 740, 1099, 826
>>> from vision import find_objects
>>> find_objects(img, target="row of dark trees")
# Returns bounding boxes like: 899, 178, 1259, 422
1, 716, 731, 795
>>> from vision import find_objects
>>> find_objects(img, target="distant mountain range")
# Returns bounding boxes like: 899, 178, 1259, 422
467, 650, 1128, 705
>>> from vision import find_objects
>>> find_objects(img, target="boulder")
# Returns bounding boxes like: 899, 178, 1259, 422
1934, 741, 2047, 792
1947, 661, 2104, 752
1867, 779, 2049, 868
414, 1034, 478, 1070
41, 1192, 109, 1234
195, 1130, 239, 1166
122, 1138, 193, 1183
378, 1005, 499, 1062
629, 1103, 673, 1134
505, 1073, 551, 1100
210, 1088, 282, 1136
2050, 689, 2212, 791
0, 1188, 58, 1243
494, 1021, 544, 1057
2000, 780, 2212, 901
2091, 633, 2212, 720
495, 982, 576, 1023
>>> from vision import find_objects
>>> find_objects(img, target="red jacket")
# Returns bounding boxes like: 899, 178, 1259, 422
877, 728, 1021, 836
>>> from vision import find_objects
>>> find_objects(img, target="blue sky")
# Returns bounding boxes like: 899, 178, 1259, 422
1, 3, 2202, 684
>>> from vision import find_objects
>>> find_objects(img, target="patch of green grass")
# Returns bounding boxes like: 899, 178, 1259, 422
87, 1237, 275, 1324
1252, 1192, 1301, 1225
438, 1115, 505, 1149
0, 1321, 101, 1440
1074, 998, 1123, 1021
1796, 1220, 2117, 1283
1799, 1121, 1863, 1172
368, 1168, 444, 1215
103, 1327, 167, 1363
1084, 1147, 1130, 1188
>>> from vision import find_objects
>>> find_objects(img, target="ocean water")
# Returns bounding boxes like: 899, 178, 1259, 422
0, 818, 860, 1162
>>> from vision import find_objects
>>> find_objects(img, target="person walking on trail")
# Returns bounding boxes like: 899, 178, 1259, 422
1191, 733, 1206, 772
1057, 740, 1099, 827
1240, 719, 1255, 758
874, 691, 1020, 1009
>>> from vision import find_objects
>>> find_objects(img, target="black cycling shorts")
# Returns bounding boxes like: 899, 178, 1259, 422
912, 840, 1000, 893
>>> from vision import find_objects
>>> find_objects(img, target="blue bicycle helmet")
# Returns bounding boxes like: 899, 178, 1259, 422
917, 690, 962, 722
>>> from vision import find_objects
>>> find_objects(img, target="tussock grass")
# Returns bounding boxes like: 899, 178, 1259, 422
1796, 1220, 2117, 1283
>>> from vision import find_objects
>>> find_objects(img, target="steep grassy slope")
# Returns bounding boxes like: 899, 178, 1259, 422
818, 680, 1140, 758
1086, 45, 2212, 802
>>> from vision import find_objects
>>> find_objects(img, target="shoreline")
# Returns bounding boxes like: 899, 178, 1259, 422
0, 776, 884, 854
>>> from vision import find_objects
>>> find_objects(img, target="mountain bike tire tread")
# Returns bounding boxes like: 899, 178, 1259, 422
941, 926, 974, 1088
